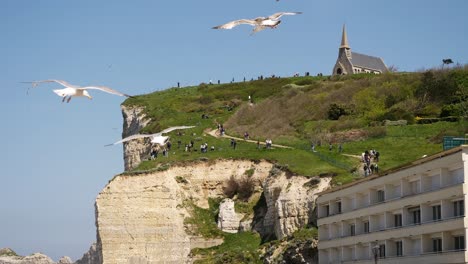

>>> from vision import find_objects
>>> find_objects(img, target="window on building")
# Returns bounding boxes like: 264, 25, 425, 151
432, 238, 442, 252
394, 214, 402, 227
377, 190, 385, 203
379, 244, 386, 258
325, 205, 329, 217
396, 241, 403, 256
337, 201, 342, 214
454, 200, 464, 217
411, 208, 421, 224
364, 221, 369, 233
350, 224, 355, 236
454, 236, 465, 250
410, 180, 420, 194
432, 205, 442, 221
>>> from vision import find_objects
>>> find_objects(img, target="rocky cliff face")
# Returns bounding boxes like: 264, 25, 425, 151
261, 172, 331, 240
91, 107, 332, 264
95, 160, 274, 264
121, 105, 151, 171
74, 243, 100, 264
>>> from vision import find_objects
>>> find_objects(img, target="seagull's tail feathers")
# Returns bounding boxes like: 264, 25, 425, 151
250, 26, 266, 35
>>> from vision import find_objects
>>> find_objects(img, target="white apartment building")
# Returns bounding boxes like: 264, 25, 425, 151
317, 146, 468, 264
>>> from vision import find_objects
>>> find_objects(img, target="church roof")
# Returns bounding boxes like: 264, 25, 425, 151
350, 52, 388, 72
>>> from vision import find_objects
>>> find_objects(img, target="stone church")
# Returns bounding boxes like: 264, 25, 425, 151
332, 25, 388, 75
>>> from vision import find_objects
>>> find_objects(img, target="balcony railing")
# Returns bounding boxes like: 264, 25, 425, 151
318, 181, 463, 220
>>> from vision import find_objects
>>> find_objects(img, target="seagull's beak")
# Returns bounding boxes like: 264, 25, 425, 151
88, 96, 93, 100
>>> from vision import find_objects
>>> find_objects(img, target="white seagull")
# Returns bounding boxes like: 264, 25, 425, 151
22, 79, 132, 103
105, 126, 195, 147
212, 12, 302, 34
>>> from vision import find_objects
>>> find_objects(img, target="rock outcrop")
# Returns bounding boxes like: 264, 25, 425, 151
0, 252, 55, 264
261, 171, 331, 240
57, 257, 72, 264
121, 105, 151, 171
217, 198, 242, 233
263, 238, 319, 264
74, 243, 100, 264
96, 160, 273, 264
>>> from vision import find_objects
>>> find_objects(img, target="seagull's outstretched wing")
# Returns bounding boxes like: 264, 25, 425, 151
158, 126, 195, 135
105, 134, 153, 146
21, 79, 79, 94
105, 126, 194, 146
212, 19, 257, 29
81, 86, 132, 97
268, 12, 302, 20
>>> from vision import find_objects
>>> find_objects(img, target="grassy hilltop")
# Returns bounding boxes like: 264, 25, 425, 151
122, 67, 468, 263
123, 66, 468, 185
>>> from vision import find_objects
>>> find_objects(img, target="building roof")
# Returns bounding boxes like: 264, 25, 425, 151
350, 52, 388, 72
317, 145, 466, 197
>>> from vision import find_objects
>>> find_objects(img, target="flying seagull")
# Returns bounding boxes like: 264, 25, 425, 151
212, 12, 302, 34
105, 126, 195, 147
22, 79, 132, 103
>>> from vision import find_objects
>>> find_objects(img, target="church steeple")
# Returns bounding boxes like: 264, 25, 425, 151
340, 24, 350, 49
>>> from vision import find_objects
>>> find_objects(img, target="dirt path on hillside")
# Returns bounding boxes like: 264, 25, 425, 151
205, 129, 293, 149
342, 153, 362, 159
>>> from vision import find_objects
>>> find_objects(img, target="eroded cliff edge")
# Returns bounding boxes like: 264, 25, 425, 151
93, 105, 331, 264
96, 160, 330, 264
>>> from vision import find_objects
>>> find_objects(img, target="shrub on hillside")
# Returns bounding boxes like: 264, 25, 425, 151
223, 176, 255, 201
327, 103, 350, 120
223, 176, 239, 198
295, 79, 316, 86
379, 108, 415, 124
440, 104, 463, 117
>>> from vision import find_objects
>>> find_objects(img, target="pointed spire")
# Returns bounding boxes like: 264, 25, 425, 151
340, 24, 350, 49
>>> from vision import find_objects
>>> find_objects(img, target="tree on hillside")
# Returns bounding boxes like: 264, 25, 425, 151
327, 103, 349, 120
442, 58, 454, 68
388, 65, 399, 73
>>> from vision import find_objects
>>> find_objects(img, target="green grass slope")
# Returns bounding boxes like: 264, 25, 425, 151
123, 67, 468, 185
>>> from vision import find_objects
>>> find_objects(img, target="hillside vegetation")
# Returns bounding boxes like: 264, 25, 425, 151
123, 66, 468, 185
123, 66, 468, 263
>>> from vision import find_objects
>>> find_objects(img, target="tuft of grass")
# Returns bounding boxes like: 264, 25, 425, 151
184, 198, 223, 238
193, 232, 262, 264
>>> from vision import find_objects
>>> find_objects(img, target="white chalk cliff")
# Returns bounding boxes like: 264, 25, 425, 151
92, 105, 332, 264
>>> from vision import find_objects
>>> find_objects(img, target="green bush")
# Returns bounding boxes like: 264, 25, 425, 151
327, 103, 349, 120
440, 104, 462, 117
379, 108, 415, 124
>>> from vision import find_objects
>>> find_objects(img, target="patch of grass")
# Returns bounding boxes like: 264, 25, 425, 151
175, 175, 188, 184
184, 198, 223, 238
234, 192, 262, 216
244, 168, 255, 177
185, 197, 262, 264
290, 227, 318, 241
193, 232, 262, 264
123, 69, 468, 189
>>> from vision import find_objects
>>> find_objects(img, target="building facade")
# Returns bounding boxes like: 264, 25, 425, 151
332, 25, 388, 76
317, 146, 468, 263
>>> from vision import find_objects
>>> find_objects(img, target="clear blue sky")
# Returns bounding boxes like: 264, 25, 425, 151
1, 0, 467, 261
